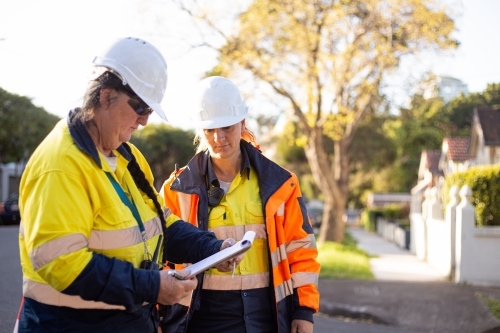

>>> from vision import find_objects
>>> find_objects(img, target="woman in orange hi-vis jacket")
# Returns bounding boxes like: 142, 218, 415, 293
160, 76, 320, 333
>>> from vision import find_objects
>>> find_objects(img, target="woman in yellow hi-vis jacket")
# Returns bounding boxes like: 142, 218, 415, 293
17, 39, 239, 333
161, 76, 320, 333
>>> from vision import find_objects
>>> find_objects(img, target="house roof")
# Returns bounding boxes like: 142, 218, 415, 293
443, 137, 470, 161
424, 150, 442, 174
475, 107, 500, 145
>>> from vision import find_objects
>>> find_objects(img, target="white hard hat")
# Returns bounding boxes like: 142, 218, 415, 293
92, 37, 169, 121
191, 76, 248, 129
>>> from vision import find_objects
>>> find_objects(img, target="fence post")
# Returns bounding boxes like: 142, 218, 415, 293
446, 185, 459, 279
429, 187, 443, 220
417, 188, 431, 260
422, 188, 431, 221
455, 185, 475, 284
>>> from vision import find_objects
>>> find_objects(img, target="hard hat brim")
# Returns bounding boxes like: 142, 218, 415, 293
193, 110, 247, 130
142, 97, 168, 121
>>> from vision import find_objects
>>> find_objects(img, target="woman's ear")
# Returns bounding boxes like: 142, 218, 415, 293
99, 88, 113, 109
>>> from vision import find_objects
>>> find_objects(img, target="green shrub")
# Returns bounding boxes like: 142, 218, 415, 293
361, 209, 381, 232
442, 165, 500, 226
361, 204, 410, 232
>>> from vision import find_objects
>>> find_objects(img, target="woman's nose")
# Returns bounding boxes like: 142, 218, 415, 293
214, 128, 225, 141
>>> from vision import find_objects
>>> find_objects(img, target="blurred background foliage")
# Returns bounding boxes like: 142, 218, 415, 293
2, 82, 500, 203
271, 82, 500, 208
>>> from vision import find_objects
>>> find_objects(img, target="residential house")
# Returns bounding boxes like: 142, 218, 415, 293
410, 150, 442, 213
469, 106, 500, 166
439, 137, 471, 176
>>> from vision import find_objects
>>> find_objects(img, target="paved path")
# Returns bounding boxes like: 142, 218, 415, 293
347, 227, 447, 282
314, 226, 500, 333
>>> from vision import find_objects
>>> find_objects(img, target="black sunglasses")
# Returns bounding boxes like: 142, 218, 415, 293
120, 89, 154, 116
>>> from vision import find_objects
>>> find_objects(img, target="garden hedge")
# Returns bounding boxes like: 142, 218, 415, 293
442, 165, 500, 226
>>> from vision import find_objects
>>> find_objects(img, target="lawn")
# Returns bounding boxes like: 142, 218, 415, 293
476, 293, 500, 320
317, 232, 374, 280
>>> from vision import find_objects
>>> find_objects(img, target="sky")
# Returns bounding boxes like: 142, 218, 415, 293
1, 0, 499, 131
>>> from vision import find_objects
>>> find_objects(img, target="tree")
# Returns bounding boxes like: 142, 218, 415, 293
175, 0, 457, 242
130, 124, 196, 190
442, 83, 500, 136
0, 87, 60, 164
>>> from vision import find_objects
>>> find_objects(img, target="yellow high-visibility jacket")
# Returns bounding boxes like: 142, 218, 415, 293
18, 113, 223, 332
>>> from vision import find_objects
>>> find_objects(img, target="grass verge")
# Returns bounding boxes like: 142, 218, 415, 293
317, 232, 374, 280
476, 293, 500, 320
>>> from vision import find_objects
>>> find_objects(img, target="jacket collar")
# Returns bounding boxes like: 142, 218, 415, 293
67, 109, 131, 169
171, 140, 290, 205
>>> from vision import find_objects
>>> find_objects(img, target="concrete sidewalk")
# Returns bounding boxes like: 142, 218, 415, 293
348, 227, 447, 282
315, 227, 500, 333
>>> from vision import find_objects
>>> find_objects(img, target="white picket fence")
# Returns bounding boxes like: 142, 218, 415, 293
410, 185, 500, 286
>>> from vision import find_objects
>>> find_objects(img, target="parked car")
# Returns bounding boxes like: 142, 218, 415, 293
305, 199, 324, 234
0, 192, 20, 225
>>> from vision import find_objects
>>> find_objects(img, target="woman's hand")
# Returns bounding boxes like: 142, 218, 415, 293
214, 238, 244, 272
157, 270, 197, 305
291, 319, 313, 333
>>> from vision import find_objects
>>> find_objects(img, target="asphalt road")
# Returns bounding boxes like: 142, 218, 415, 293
0, 225, 22, 333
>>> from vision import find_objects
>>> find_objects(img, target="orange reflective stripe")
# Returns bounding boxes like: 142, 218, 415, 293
176, 192, 199, 226
291, 272, 319, 288
277, 202, 285, 216
23, 278, 126, 310
89, 216, 162, 250
274, 278, 293, 302
202, 272, 269, 290
163, 207, 171, 219
30, 233, 88, 271
270, 244, 287, 268
177, 192, 192, 222
30, 217, 162, 271
209, 224, 266, 242
286, 235, 317, 253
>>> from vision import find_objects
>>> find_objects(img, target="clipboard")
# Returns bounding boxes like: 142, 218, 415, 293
168, 231, 256, 280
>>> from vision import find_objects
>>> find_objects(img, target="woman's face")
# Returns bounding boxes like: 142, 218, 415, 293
97, 88, 152, 152
201, 120, 244, 160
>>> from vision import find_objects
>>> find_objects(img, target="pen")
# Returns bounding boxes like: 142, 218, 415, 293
232, 261, 235, 278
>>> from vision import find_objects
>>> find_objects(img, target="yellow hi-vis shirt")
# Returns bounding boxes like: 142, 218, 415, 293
19, 119, 178, 309
202, 167, 269, 290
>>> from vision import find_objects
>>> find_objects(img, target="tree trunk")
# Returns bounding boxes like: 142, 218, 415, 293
303, 127, 349, 243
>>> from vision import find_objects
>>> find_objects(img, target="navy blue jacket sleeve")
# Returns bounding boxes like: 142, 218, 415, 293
62, 221, 222, 311
63, 253, 160, 312
164, 220, 223, 264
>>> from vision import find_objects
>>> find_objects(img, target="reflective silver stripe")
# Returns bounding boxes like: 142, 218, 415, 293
23, 277, 126, 310
209, 224, 267, 241
270, 244, 288, 268
30, 234, 88, 271
177, 192, 192, 222
292, 272, 319, 288
202, 272, 269, 290
19, 220, 24, 237
163, 207, 171, 219
286, 235, 317, 253
274, 279, 293, 302
277, 202, 285, 217
88, 216, 162, 250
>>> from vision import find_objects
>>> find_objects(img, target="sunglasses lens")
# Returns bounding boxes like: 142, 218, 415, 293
127, 98, 153, 116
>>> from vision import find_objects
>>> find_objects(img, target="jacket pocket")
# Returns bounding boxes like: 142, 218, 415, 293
96, 204, 135, 229
246, 202, 264, 224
